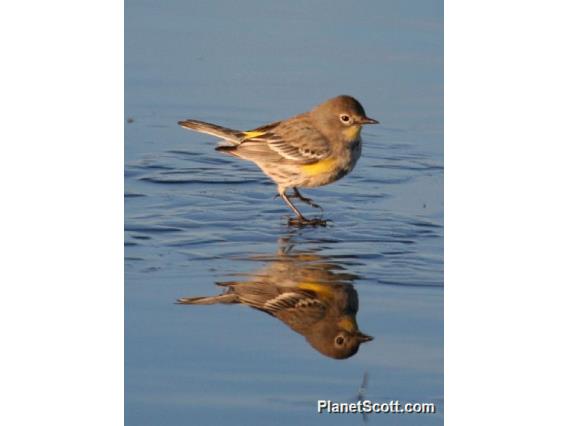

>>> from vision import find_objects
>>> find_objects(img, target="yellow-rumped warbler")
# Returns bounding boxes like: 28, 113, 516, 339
178, 95, 379, 225
177, 247, 373, 359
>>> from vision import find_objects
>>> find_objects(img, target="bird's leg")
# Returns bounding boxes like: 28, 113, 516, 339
278, 187, 327, 227
292, 188, 323, 211
278, 188, 307, 221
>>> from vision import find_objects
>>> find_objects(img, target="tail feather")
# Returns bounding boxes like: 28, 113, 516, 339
178, 119, 243, 145
176, 293, 238, 305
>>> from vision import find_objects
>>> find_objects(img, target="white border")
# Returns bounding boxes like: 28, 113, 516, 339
446, 0, 568, 424
1, 1, 123, 424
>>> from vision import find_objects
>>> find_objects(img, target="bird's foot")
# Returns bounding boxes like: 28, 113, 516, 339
288, 216, 328, 227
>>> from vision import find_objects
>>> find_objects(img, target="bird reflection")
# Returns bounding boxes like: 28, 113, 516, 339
177, 241, 373, 359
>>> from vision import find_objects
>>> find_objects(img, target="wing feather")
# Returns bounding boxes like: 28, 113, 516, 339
235, 115, 332, 163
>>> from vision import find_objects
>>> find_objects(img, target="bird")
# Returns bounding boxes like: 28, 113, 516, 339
177, 244, 374, 359
178, 95, 379, 226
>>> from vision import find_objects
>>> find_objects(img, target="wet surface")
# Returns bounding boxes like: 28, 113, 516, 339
126, 0, 443, 424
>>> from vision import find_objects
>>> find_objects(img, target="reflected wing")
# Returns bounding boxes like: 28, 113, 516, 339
267, 292, 327, 332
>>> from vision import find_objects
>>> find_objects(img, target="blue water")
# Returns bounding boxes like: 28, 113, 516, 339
125, 0, 443, 424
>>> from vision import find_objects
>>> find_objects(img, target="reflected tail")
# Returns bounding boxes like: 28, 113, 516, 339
177, 294, 238, 305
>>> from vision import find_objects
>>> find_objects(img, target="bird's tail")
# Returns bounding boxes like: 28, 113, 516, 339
177, 119, 243, 145
176, 293, 238, 305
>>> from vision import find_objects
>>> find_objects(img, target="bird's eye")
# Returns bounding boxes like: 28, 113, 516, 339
339, 114, 351, 124
335, 336, 345, 346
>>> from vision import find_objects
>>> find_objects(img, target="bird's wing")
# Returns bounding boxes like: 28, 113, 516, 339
235, 115, 332, 163
218, 281, 328, 333
265, 292, 328, 332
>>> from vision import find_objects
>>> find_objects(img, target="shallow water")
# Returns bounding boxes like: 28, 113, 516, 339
125, 0, 443, 424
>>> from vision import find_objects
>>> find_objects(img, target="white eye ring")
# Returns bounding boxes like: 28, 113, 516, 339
339, 114, 352, 125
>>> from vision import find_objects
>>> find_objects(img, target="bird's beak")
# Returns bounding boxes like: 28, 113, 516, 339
356, 332, 374, 342
359, 116, 379, 125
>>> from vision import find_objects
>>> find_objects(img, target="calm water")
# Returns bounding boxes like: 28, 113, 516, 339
125, 1, 443, 425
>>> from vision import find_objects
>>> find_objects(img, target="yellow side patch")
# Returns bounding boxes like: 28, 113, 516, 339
242, 130, 266, 139
298, 282, 334, 298
343, 125, 361, 141
338, 316, 356, 332
301, 157, 337, 175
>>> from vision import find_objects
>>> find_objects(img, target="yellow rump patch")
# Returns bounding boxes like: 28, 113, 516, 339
301, 157, 337, 175
242, 130, 266, 139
